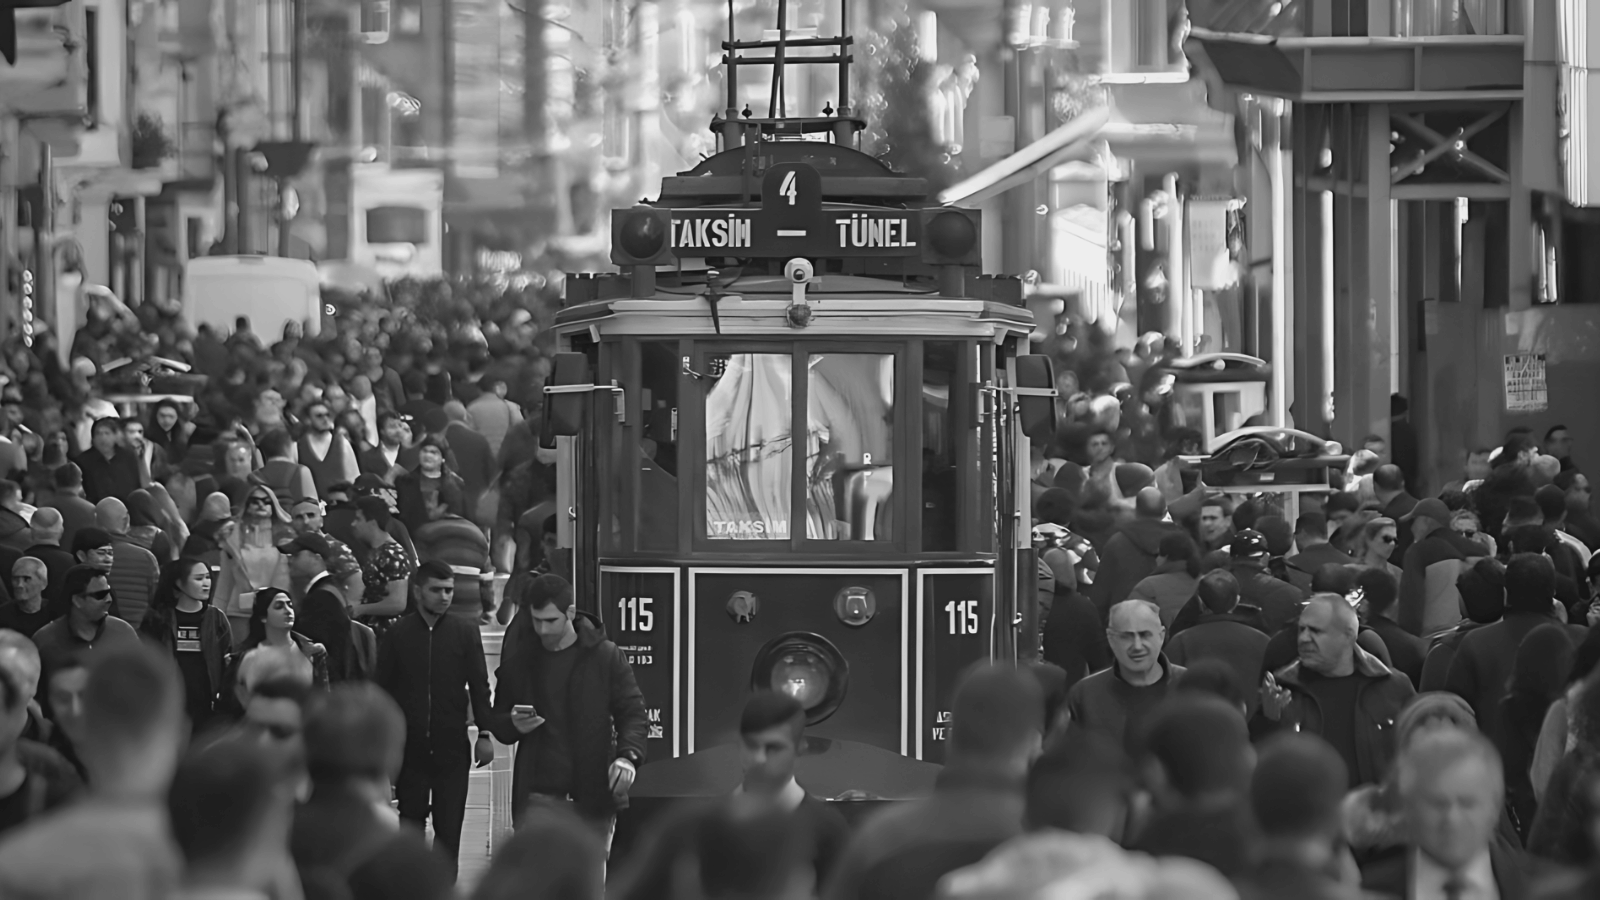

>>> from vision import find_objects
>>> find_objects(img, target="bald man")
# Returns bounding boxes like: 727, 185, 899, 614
1089, 487, 1184, 620
1259, 594, 1415, 787
23, 509, 77, 607
91, 498, 160, 630
1064, 599, 1186, 752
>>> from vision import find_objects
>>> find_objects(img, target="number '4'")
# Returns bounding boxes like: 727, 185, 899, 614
780, 171, 798, 206
945, 599, 978, 635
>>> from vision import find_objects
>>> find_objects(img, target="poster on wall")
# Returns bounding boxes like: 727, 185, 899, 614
1503, 354, 1549, 413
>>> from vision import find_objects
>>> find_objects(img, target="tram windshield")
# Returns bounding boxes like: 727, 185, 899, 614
704, 352, 896, 542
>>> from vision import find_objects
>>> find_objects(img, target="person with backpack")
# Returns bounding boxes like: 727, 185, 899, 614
254, 429, 318, 509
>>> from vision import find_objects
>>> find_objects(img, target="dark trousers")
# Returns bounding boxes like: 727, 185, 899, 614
395, 739, 470, 879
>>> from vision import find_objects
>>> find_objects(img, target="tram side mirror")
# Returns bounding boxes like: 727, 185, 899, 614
541, 352, 591, 448
1015, 355, 1059, 442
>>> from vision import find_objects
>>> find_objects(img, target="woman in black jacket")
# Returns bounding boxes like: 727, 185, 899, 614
138, 557, 234, 728
1496, 623, 1574, 839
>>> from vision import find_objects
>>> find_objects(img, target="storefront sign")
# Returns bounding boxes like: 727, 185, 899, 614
1504, 353, 1548, 413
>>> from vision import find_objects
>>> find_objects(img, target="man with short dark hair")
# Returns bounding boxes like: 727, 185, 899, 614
824, 664, 1043, 900
731, 691, 849, 886
0, 659, 80, 838
1544, 424, 1576, 473
1166, 570, 1269, 715
1398, 497, 1486, 636
31, 565, 138, 682
255, 429, 317, 508
291, 683, 455, 900
76, 416, 143, 504
1088, 487, 1182, 620
48, 463, 97, 553
166, 737, 298, 897
1419, 559, 1506, 692
374, 559, 494, 880
299, 400, 360, 499
1359, 566, 1427, 688
1373, 464, 1419, 553
1131, 695, 1258, 878
1228, 530, 1304, 635
1236, 734, 1357, 900
1287, 512, 1349, 587
487, 572, 646, 843
351, 495, 412, 631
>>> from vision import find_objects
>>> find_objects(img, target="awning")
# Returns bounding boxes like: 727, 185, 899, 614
938, 105, 1111, 206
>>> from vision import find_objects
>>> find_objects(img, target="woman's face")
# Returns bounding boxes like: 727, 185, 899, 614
245, 491, 274, 520
155, 406, 178, 431
264, 594, 295, 631
228, 446, 254, 474
181, 563, 212, 600
1371, 526, 1398, 560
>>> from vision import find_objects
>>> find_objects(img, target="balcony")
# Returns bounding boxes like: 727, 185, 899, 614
1195, 0, 1519, 38
0, 1, 89, 116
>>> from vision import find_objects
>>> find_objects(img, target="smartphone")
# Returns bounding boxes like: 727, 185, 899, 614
512, 704, 538, 716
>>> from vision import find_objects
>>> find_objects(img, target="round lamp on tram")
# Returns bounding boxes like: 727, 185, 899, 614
925, 211, 978, 260
750, 632, 850, 725
619, 212, 668, 260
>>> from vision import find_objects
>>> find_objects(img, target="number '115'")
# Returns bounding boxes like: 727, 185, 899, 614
945, 599, 978, 635
618, 597, 654, 631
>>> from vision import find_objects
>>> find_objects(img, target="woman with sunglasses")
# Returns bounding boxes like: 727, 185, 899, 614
215, 485, 293, 637
138, 557, 234, 728
1352, 516, 1403, 583
222, 586, 329, 697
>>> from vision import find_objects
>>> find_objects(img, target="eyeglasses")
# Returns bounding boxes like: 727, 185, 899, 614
248, 496, 271, 505
1379, 536, 1397, 545
79, 588, 112, 601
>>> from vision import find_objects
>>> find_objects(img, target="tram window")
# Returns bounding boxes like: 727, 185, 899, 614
806, 353, 894, 541
705, 353, 793, 541
922, 342, 959, 551
638, 342, 680, 551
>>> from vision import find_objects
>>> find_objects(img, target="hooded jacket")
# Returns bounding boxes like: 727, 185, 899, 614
1127, 560, 1198, 627
1088, 518, 1183, 622
1261, 645, 1415, 787
487, 611, 648, 821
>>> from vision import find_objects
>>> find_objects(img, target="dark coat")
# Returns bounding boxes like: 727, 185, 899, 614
138, 604, 234, 705
1040, 588, 1111, 693
394, 468, 468, 535
1286, 541, 1354, 584
1088, 517, 1184, 621
1360, 844, 1532, 900
486, 612, 648, 821
1367, 616, 1428, 688
76, 446, 142, 504
1165, 614, 1270, 714
291, 782, 455, 900
1230, 559, 1307, 634
375, 611, 493, 752
1260, 645, 1416, 787
1444, 610, 1586, 744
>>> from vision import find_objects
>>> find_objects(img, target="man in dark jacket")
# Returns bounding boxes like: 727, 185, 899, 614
1088, 488, 1182, 621
1065, 599, 1186, 753
1358, 567, 1428, 689
373, 560, 495, 880
1373, 465, 1419, 558
1237, 734, 1360, 900
1131, 695, 1258, 878
487, 573, 647, 846
75, 417, 142, 505
1286, 512, 1351, 588
1445, 553, 1585, 745
1398, 498, 1487, 636
1258, 594, 1415, 787
1419, 559, 1506, 692
1228, 530, 1306, 635
1165, 570, 1269, 715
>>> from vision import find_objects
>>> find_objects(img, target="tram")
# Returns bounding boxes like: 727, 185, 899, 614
538, 3, 1055, 814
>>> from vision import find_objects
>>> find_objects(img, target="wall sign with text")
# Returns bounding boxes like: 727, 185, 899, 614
599, 567, 681, 758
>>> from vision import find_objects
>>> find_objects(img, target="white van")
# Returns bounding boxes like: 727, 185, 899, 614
182, 256, 326, 341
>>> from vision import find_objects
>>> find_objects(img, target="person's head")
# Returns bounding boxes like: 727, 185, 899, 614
1106, 600, 1165, 680
62, 564, 113, 624
1297, 594, 1359, 676
305, 401, 334, 434
1196, 568, 1240, 616
1505, 496, 1544, 531
1173, 658, 1249, 718
289, 499, 324, 536
1255, 515, 1293, 558
242, 486, 283, 523
1450, 509, 1483, 542
1132, 486, 1165, 521
1401, 497, 1453, 542
1357, 566, 1400, 623
1456, 557, 1507, 624
1024, 730, 1133, 838
1508, 624, 1575, 704
156, 557, 212, 609
1140, 694, 1254, 806
522, 573, 576, 650
1363, 434, 1388, 461
45, 656, 90, 748
1294, 511, 1329, 547
1545, 425, 1573, 460
167, 737, 296, 890
1034, 488, 1076, 528
1535, 484, 1569, 527
1395, 693, 1479, 754
471, 806, 606, 900
52, 462, 83, 494
1251, 734, 1348, 852
1558, 470, 1592, 512
352, 494, 390, 542
72, 526, 114, 568
303, 682, 406, 787
241, 675, 311, 750
1156, 532, 1199, 578
29, 506, 63, 545
540, 515, 559, 558
1360, 516, 1399, 562
739, 691, 806, 793
1398, 728, 1505, 870
1372, 464, 1405, 497
1462, 447, 1493, 481
277, 532, 332, 582
257, 429, 292, 461
378, 410, 411, 448
153, 400, 181, 433
234, 646, 313, 710
1324, 491, 1360, 531
224, 441, 254, 477
94, 496, 131, 536
1228, 529, 1269, 563
9, 557, 45, 606
1504, 552, 1557, 615
248, 587, 296, 642
947, 663, 1044, 775
409, 559, 455, 618
1086, 430, 1115, 464
1197, 500, 1229, 542
415, 437, 446, 475
90, 416, 121, 454
80, 643, 187, 796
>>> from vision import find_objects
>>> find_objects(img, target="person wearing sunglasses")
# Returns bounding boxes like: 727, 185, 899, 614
1355, 517, 1403, 584
28, 564, 138, 682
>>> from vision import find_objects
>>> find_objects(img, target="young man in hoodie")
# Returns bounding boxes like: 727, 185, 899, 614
487, 573, 648, 849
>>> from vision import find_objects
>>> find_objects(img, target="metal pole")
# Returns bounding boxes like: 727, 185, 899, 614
1269, 101, 1289, 427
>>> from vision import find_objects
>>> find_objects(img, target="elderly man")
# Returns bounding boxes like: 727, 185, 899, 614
0, 558, 51, 637
22, 508, 75, 605
92, 499, 160, 629
1259, 593, 1415, 787
1064, 599, 1187, 752
1360, 729, 1530, 899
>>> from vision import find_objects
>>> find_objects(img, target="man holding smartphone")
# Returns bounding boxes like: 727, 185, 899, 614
487, 573, 648, 849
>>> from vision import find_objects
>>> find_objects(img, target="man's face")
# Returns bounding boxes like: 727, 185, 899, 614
1406, 756, 1501, 870
1465, 451, 1492, 481
91, 424, 118, 454
1106, 604, 1163, 678
413, 577, 454, 617
382, 417, 410, 447
1570, 475, 1593, 512
1297, 602, 1354, 675
123, 422, 145, 450
740, 722, 800, 791
287, 549, 322, 580
1547, 430, 1573, 460
72, 575, 113, 622
292, 507, 323, 535
155, 406, 179, 432
418, 445, 443, 472
242, 696, 304, 748
46, 667, 89, 746
11, 567, 43, 604
527, 601, 574, 650
1199, 506, 1228, 540
1087, 434, 1114, 464
79, 544, 114, 569
307, 404, 333, 434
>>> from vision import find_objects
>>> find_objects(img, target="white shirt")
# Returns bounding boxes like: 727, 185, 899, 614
733, 777, 807, 813
354, 394, 378, 446
1412, 848, 1498, 900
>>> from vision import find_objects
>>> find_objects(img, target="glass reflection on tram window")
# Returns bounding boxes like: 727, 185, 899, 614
807, 353, 894, 541
705, 353, 793, 540
922, 342, 959, 551
638, 342, 680, 551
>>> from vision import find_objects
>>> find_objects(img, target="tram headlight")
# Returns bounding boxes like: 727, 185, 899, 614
611, 208, 673, 266
921, 209, 981, 265
751, 632, 849, 725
